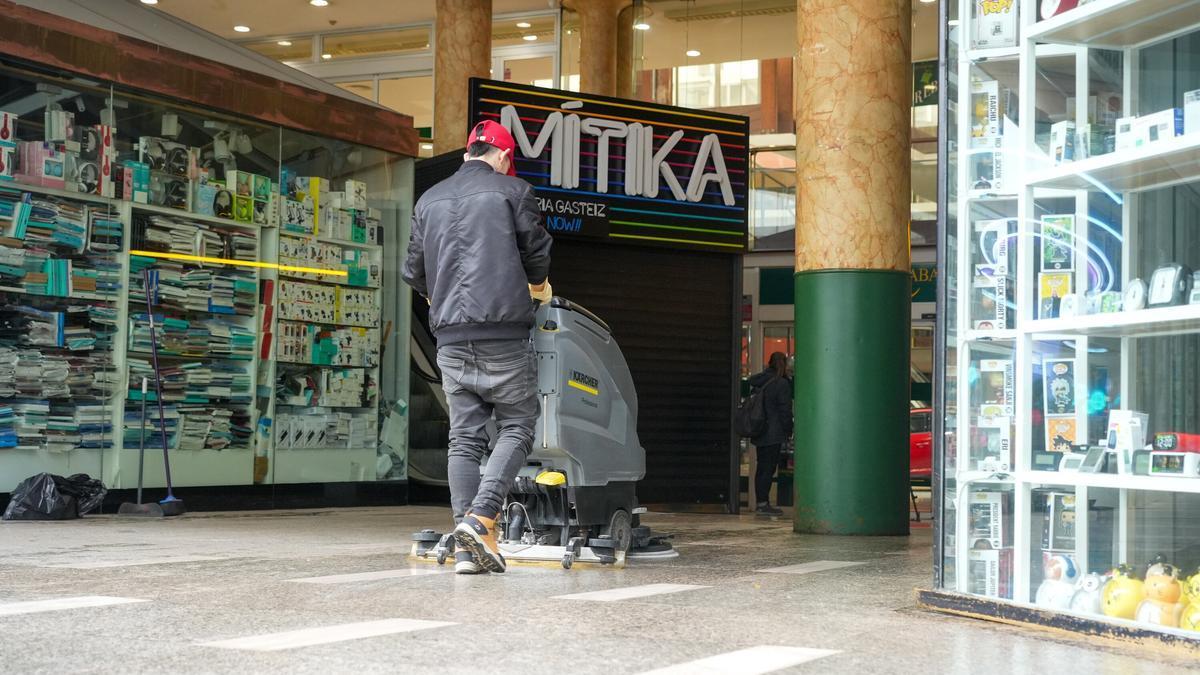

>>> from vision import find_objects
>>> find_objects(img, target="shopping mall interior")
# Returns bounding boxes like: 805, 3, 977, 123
1, 0, 1199, 670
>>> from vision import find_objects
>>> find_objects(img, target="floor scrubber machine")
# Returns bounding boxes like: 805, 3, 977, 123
411, 298, 676, 569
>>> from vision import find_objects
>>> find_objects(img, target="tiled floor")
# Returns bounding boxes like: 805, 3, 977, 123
0, 506, 1194, 673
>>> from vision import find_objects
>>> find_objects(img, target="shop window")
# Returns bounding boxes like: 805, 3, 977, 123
244, 37, 314, 63
718, 60, 760, 106
503, 56, 554, 88
321, 26, 431, 61
493, 15, 557, 48
749, 149, 796, 250
379, 75, 433, 134
675, 64, 716, 109
761, 325, 794, 369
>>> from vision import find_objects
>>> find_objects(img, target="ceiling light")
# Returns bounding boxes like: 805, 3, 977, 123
686, 49, 700, 57
277, 40, 292, 46
140, 0, 158, 5
516, 21, 532, 28
920, 0, 935, 3
523, 35, 538, 41
321, 53, 332, 60
310, 0, 329, 6
421, 143, 433, 150
634, 22, 651, 30
948, 19, 960, 26
234, 25, 251, 33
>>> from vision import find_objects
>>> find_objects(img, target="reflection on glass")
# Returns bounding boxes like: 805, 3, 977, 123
244, 37, 314, 62
336, 80, 374, 102
493, 15, 557, 48
322, 26, 431, 61
379, 75, 433, 137
749, 149, 795, 250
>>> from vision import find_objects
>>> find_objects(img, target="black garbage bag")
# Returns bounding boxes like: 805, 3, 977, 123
2, 472, 108, 521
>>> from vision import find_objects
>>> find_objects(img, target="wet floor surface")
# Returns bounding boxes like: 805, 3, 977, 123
0, 506, 1195, 674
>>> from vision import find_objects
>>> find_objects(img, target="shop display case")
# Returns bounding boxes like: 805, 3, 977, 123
941, 0, 1200, 638
0, 55, 413, 496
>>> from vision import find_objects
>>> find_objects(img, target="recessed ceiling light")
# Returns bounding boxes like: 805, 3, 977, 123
234, 25, 251, 33
321, 53, 332, 60
310, 0, 329, 6
420, 143, 433, 150
523, 35, 538, 41
686, 49, 700, 57
633, 22, 651, 30
516, 21, 532, 28
277, 40, 292, 46
948, 18, 960, 26
920, 0, 935, 3
140, 0, 158, 5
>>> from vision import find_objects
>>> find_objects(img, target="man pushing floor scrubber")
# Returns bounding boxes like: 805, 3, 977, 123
402, 120, 673, 573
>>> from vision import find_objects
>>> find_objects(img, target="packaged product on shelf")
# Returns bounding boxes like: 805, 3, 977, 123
226, 170, 252, 198
1135, 108, 1183, 146
972, 0, 1018, 50
1040, 214, 1074, 271
969, 136, 1007, 195
1185, 89, 1200, 136
252, 174, 271, 201
139, 137, 194, 178
968, 490, 1011, 549
975, 412, 1012, 472
1041, 492, 1076, 551
0, 146, 13, 181
122, 161, 151, 204
968, 548, 1012, 598
1042, 358, 1076, 416
234, 195, 253, 223
148, 173, 188, 211
194, 182, 234, 219
366, 208, 382, 245
970, 80, 1001, 145
1038, 271, 1072, 319
979, 359, 1014, 413
1076, 124, 1114, 160
252, 199, 268, 225
1044, 416, 1077, 455
972, 219, 1012, 331
345, 179, 367, 210
1115, 116, 1137, 151
43, 107, 73, 143
0, 111, 16, 148
283, 198, 315, 235
1049, 121, 1075, 165
335, 287, 379, 327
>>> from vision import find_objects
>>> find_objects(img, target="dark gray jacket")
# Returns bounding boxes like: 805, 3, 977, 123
402, 161, 553, 346
748, 369, 793, 446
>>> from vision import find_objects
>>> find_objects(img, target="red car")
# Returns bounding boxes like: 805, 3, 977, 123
910, 408, 932, 482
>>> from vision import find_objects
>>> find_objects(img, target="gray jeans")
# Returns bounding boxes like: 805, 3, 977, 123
438, 338, 539, 522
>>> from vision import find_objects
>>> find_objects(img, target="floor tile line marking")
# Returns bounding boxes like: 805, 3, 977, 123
198, 618, 457, 652
288, 568, 448, 584
758, 560, 866, 575
638, 646, 840, 675
0, 596, 149, 616
553, 583, 708, 602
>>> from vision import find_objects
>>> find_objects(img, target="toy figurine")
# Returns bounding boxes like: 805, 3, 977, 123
1069, 572, 1109, 615
1136, 560, 1185, 628
1102, 565, 1145, 620
1178, 569, 1200, 632
1035, 554, 1079, 610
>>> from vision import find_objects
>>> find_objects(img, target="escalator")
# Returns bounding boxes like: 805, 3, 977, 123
408, 289, 450, 485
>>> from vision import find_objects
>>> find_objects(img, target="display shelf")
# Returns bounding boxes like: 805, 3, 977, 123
1026, 134, 1200, 194
1025, 470, 1200, 495
0, 285, 115, 303
131, 202, 265, 230
297, 233, 382, 251
275, 360, 371, 369
277, 270, 378, 289
126, 349, 253, 362
274, 402, 374, 410
1027, 0, 1200, 50
1025, 304, 1200, 339
0, 180, 119, 207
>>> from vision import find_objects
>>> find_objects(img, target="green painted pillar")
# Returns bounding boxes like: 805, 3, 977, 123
793, 270, 910, 534
793, 0, 912, 535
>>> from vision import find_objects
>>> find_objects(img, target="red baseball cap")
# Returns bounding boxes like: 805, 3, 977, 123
467, 120, 517, 176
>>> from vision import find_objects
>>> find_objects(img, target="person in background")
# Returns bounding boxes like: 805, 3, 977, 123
748, 351, 793, 516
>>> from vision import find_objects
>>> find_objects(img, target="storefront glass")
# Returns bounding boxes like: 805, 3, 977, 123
939, 0, 1200, 639
0, 55, 412, 499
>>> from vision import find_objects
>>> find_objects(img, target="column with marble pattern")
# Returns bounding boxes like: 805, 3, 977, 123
565, 0, 631, 97
434, 0, 492, 154
791, 0, 913, 535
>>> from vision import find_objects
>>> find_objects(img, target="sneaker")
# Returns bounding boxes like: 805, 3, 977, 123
756, 502, 784, 516
453, 512, 506, 573
454, 550, 485, 575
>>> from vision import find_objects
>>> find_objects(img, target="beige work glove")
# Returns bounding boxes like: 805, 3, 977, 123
529, 280, 553, 304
